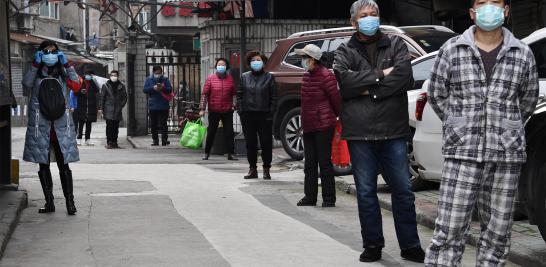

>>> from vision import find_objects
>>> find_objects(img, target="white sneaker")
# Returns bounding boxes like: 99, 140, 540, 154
77, 139, 82, 146
85, 139, 94, 146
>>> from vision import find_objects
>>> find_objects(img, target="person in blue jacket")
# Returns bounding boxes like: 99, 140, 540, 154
143, 66, 173, 146
69, 90, 78, 134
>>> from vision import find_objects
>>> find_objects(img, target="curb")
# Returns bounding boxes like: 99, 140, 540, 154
335, 177, 546, 267
0, 190, 28, 260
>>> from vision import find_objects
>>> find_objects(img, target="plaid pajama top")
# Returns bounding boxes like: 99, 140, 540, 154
428, 26, 539, 163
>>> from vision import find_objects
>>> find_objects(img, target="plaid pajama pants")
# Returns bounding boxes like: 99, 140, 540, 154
425, 159, 521, 267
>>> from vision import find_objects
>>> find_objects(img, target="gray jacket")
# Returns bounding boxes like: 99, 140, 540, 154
428, 26, 539, 163
101, 81, 127, 121
22, 65, 80, 164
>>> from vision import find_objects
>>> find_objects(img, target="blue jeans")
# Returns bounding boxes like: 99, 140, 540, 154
348, 138, 421, 250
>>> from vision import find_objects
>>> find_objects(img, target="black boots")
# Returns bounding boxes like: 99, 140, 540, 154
263, 167, 271, 180
244, 168, 258, 179
59, 169, 77, 215
202, 153, 210, 160
401, 246, 425, 263
360, 247, 382, 262
227, 154, 238, 161
38, 169, 55, 213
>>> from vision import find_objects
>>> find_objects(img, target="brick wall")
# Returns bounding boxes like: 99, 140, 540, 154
132, 37, 149, 136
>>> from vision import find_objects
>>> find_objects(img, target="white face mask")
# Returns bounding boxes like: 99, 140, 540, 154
110, 76, 118, 82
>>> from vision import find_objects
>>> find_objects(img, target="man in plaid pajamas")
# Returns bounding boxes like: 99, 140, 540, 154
425, 0, 539, 266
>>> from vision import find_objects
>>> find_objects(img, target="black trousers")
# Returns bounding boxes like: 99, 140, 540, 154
75, 120, 92, 140
205, 111, 235, 154
106, 120, 121, 144
150, 110, 169, 143
241, 111, 273, 168
39, 139, 70, 172
303, 128, 336, 203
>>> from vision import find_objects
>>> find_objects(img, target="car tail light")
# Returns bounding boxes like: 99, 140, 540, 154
415, 92, 428, 121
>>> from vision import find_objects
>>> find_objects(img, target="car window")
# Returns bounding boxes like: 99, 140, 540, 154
323, 37, 350, 68
530, 39, 546, 79
284, 39, 329, 69
412, 56, 436, 89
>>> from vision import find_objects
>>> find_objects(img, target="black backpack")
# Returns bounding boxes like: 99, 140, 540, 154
38, 78, 66, 121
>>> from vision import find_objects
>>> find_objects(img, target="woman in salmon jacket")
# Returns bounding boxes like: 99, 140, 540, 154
22, 40, 81, 215
199, 58, 238, 161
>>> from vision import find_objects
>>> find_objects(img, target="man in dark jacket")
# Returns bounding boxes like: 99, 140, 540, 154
143, 66, 173, 146
102, 70, 127, 149
333, 0, 424, 263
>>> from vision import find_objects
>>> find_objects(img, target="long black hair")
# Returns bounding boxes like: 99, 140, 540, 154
37, 40, 65, 79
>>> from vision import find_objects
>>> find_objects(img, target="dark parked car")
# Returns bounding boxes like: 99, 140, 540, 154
265, 25, 458, 175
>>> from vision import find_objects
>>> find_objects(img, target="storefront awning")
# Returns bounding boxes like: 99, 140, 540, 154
9, 32, 44, 45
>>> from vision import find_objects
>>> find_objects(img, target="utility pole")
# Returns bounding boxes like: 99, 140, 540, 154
85, 0, 90, 52
239, 1, 246, 77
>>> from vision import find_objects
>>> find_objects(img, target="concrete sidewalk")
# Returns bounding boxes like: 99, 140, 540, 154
0, 190, 27, 260
335, 175, 546, 267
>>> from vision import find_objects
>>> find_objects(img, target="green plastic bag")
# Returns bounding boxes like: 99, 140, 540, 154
180, 118, 207, 149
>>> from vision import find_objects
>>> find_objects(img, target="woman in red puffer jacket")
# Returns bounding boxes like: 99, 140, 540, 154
199, 58, 238, 161
295, 44, 341, 207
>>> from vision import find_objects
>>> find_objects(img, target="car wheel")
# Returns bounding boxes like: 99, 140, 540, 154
408, 137, 434, 191
280, 107, 304, 160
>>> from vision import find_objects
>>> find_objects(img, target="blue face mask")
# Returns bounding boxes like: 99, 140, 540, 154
216, 65, 227, 74
42, 54, 59, 66
358, 16, 380, 36
250, 60, 264, 72
475, 4, 505, 31
85, 75, 92, 80
301, 58, 310, 71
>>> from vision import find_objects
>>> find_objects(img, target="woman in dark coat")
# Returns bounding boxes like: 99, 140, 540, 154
295, 44, 341, 207
73, 70, 101, 146
237, 51, 278, 180
22, 40, 81, 215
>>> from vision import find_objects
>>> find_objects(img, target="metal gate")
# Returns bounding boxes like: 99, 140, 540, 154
145, 50, 201, 134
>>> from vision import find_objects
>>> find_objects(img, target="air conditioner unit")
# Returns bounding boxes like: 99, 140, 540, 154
15, 13, 35, 33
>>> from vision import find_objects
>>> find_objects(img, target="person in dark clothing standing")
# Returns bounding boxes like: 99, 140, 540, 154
295, 44, 341, 208
73, 70, 101, 146
102, 70, 127, 149
199, 58, 238, 161
143, 66, 173, 146
237, 51, 278, 180
333, 0, 425, 263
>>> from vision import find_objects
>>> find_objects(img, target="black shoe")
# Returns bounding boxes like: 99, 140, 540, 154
263, 167, 271, 180
162, 140, 170, 146
151, 140, 159, 146
322, 202, 335, 207
112, 143, 122, 149
360, 247, 382, 262
38, 169, 55, 213
202, 154, 210, 160
227, 154, 238, 161
297, 198, 316, 206
244, 168, 258, 179
59, 170, 77, 215
401, 246, 425, 263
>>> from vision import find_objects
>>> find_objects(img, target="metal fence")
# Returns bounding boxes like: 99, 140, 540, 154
145, 50, 201, 134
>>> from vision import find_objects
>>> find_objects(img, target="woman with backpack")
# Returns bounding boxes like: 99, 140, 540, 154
73, 70, 101, 146
22, 40, 81, 215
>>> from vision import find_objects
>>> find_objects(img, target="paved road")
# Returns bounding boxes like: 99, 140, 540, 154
1, 123, 517, 266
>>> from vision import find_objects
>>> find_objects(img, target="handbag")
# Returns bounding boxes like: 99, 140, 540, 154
161, 90, 175, 102
179, 118, 207, 149
331, 120, 351, 167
